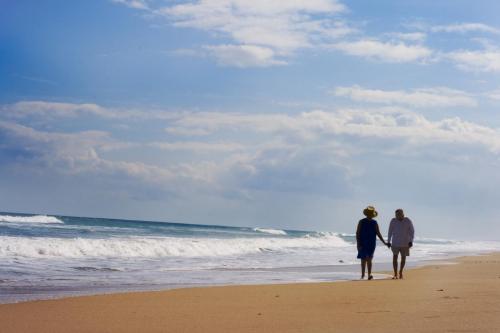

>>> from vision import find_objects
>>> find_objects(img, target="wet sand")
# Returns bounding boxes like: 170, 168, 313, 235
1, 253, 499, 333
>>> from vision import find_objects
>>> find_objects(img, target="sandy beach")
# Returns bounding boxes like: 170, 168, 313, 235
1, 253, 499, 333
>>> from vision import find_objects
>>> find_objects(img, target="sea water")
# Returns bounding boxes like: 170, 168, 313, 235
1, 212, 499, 303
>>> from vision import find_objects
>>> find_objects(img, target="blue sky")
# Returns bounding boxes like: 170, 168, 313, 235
1, 0, 500, 239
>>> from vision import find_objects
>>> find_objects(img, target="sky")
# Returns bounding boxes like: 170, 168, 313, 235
1, 0, 500, 239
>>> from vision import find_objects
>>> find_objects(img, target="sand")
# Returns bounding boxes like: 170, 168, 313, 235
1, 253, 500, 333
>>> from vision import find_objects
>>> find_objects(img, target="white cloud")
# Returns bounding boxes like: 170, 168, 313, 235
332, 39, 432, 63
165, 111, 316, 140
431, 23, 500, 35
111, 0, 149, 10
149, 141, 244, 152
385, 32, 427, 42
1, 101, 182, 120
4, 99, 500, 203
164, 108, 500, 153
333, 85, 477, 108
204, 44, 287, 67
220, 144, 352, 195
163, 0, 350, 51
0, 121, 216, 188
4, 101, 107, 118
112, 1, 500, 73
6, 101, 497, 157
485, 89, 500, 101
119, 0, 354, 66
0, 120, 117, 171
447, 49, 500, 72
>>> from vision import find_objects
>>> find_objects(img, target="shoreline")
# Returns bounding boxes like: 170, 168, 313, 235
1, 252, 500, 332
0, 252, 472, 305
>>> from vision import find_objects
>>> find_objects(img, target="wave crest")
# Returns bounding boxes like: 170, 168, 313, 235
0, 214, 63, 224
0, 233, 350, 259
253, 227, 287, 235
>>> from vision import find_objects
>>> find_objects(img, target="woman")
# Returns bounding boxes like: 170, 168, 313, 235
356, 206, 388, 280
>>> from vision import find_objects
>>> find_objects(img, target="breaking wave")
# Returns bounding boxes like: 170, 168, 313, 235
0, 233, 350, 259
0, 214, 63, 224
253, 227, 287, 235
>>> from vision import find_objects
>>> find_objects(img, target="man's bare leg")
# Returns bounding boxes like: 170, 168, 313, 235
399, 255, 406, 279
361, 259, 366, 279
367, 258, 373, 280
392, 254, 398, 279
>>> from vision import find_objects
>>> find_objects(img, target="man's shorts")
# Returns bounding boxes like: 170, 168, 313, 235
391, 246, 410, 256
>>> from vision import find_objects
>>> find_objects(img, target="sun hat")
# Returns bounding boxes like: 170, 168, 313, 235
363, 206, 378, 218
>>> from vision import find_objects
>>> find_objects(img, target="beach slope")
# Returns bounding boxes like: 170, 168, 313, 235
1, 254, 499, 333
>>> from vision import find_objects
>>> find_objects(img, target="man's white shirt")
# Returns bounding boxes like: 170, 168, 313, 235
388, 217, 415, 247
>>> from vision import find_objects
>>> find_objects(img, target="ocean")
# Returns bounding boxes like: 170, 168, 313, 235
1, 212, 499, 304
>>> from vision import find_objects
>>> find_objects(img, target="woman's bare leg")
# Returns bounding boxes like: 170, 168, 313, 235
361, 259, 366, 279
367, 258, 373, 279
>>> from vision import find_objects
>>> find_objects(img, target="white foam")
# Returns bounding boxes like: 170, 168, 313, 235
0, 215, 63, 224
253, 227, 287, 235
0, 233, 350, 259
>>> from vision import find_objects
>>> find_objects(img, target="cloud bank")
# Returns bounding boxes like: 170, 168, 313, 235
3, 101, 500, 201
333, 86, 477, 108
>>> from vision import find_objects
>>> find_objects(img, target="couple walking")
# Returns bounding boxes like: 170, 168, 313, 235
356, 206, 414, 280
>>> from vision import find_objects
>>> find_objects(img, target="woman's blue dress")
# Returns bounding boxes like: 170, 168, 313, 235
357, 218, 378, 259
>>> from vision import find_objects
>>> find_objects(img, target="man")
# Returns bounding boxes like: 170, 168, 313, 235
387, 209, 415, 279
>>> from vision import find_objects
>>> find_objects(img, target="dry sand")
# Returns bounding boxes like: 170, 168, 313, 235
1, 253, 500, 333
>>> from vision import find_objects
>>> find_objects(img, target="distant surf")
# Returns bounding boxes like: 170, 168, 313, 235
253, 227, 287, 235
0, 214, 63, 224
1, 211, 499, 304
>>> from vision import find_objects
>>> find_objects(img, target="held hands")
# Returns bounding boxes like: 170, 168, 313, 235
386, 242, 391, 249
409, 242, 413, 248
